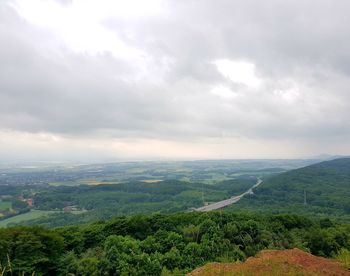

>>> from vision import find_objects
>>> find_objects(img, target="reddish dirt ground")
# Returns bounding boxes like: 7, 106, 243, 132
187, 248, 350, 276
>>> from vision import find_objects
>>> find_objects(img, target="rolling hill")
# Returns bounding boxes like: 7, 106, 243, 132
231, 158, 350, 220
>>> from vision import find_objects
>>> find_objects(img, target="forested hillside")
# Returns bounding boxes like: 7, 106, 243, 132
232, 158, 350, 219
0, 212, 349, 275
2, 159, 287, 228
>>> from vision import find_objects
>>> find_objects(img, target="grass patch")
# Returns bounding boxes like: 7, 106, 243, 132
0, 200, 11, 211
336, 248, 350, 269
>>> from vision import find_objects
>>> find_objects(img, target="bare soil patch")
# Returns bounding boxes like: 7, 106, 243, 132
188, 248, 350, 276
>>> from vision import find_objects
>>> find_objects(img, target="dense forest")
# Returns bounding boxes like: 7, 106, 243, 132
1, 212, 349, 275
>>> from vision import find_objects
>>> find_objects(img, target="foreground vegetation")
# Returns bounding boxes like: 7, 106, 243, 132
0, 212, 349, 275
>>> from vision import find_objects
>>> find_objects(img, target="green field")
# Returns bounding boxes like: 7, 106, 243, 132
0, 210, 59, 228
0, 200, 11, 210
49, 181, 81, 186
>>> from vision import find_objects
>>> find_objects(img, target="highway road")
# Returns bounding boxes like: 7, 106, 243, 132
194, 178, 263, 212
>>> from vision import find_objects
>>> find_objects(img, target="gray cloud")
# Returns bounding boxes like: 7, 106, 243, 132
1, 0, 350, 159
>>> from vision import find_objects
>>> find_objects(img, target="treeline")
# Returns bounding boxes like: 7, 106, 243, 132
33, 180, 253, 211
0, 212, 349, 275
18, 179, 254, 227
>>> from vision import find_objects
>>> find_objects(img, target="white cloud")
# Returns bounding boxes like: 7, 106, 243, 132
272, 80, 301, 104
11, 0, 159, 59
214, 59, 262, 88
211, 85, 238, 99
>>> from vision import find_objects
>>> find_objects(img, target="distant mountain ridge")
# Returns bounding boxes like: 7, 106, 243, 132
232, 158, 350, 219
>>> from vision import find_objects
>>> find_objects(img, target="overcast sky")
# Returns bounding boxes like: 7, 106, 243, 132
0, 0, 350, 161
